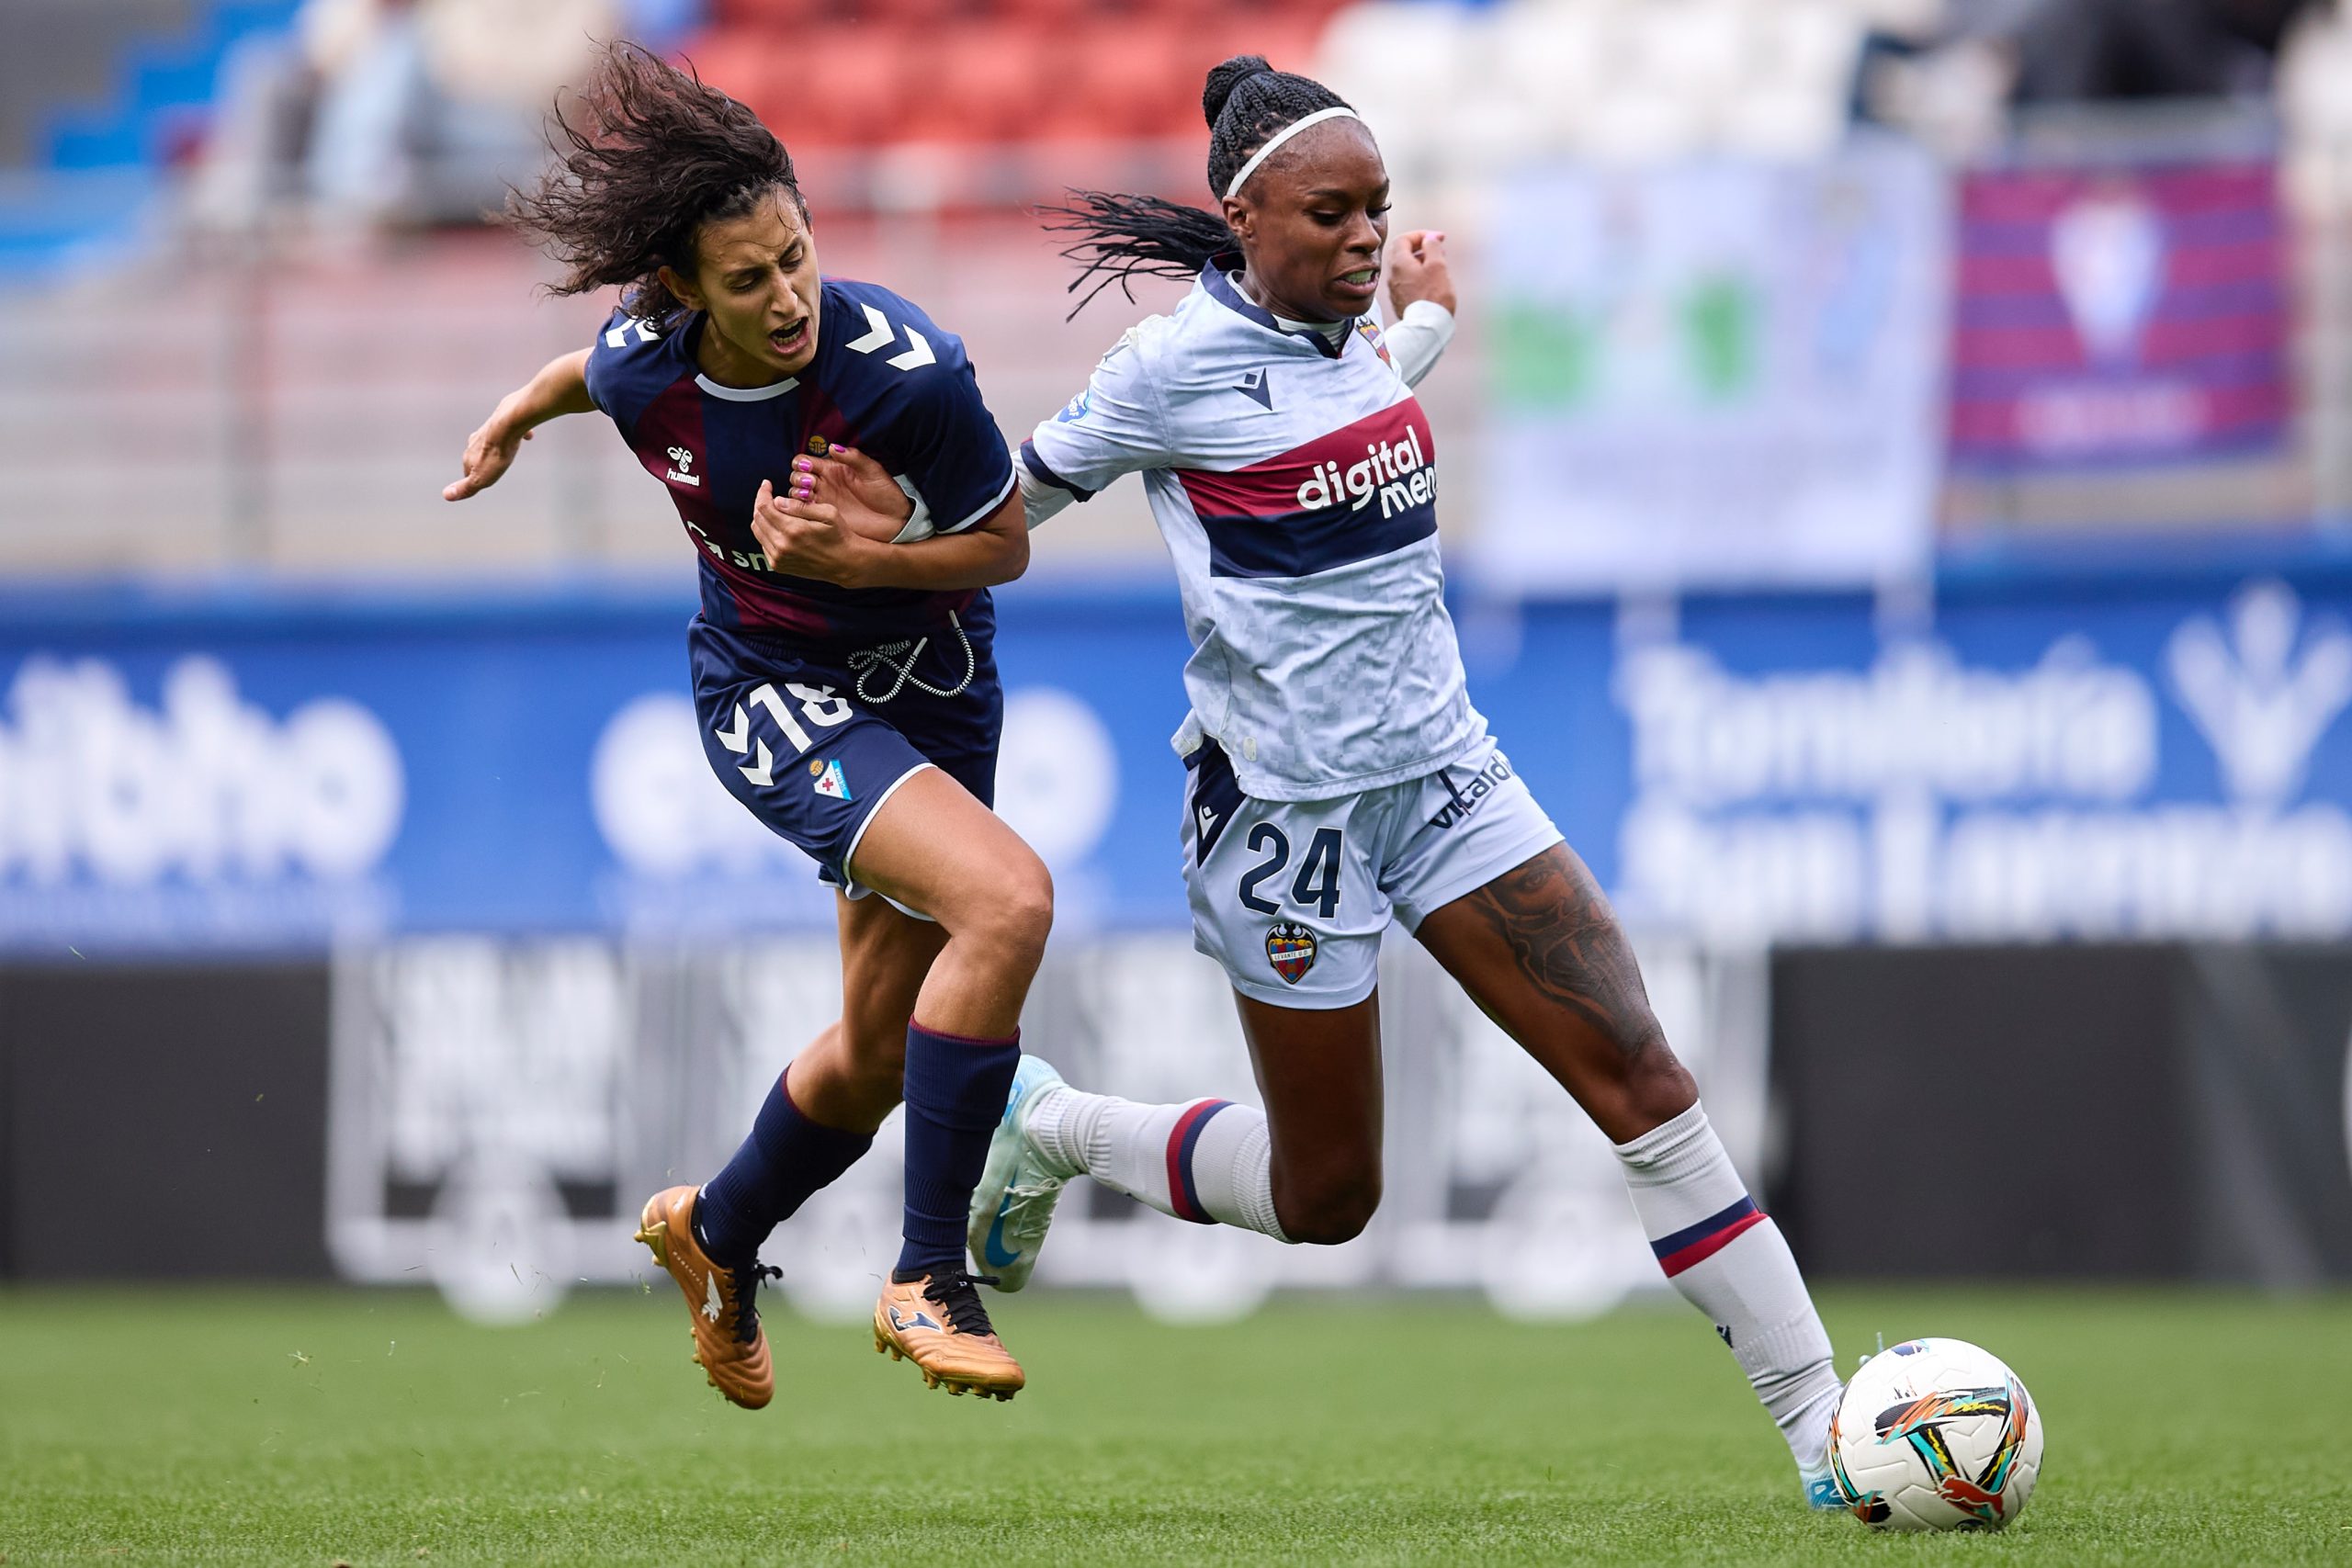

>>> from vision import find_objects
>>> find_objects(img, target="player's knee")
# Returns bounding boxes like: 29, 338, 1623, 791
970, 854, 1054, 973
1278, 1168, 1382, 1246
1618, 1039, 1698, 1131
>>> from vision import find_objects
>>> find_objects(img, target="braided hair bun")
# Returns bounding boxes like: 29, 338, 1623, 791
1199, 54, 1353, 200
1202, 55, 1275, 127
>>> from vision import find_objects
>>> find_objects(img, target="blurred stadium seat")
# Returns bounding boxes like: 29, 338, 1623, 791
3, 0, 2351, 571
1317, 0, 1871, 168
686, 0, 1348, 152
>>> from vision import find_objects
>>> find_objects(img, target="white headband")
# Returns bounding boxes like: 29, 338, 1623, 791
1222, 107, 1364, 201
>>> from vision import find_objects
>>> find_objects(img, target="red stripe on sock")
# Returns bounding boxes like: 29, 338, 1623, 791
1657, 1208, 1769, 1278
1163, 1100, 1222, 1223
907, 1021, 1022, 1048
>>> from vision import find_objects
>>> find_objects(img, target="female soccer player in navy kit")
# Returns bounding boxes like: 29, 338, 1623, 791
797, 56, 1850, 1503
444, 44, 1040, 1404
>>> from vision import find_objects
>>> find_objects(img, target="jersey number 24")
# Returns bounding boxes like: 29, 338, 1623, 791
1238, 825, 1343, 920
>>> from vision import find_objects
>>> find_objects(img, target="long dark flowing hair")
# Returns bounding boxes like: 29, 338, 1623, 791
508, 42, 808, 321
1044, 54, 1352, 317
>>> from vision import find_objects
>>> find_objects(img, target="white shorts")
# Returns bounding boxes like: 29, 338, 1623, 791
1180, 733, 1565, 1010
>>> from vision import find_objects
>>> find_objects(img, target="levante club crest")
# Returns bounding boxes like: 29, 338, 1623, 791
1265, 921, 1318, 985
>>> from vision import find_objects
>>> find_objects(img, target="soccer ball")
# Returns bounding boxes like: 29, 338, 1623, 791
1828, 1337, 2042, 1531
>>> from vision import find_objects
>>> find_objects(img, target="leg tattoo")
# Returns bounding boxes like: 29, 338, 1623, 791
1453, 846, 1664, 1057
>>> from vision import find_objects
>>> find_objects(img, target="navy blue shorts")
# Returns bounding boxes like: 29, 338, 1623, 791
689, 610, 1001, 897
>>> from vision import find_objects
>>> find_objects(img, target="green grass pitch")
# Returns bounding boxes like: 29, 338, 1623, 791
2, 1286, 2346, 1563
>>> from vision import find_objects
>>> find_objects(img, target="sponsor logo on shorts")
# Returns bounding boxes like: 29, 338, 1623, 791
1427, 755, 1513, 830
1265, 921, 1318, 986
810, 758, 853, 801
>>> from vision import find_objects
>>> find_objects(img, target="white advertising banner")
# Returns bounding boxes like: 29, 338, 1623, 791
1473, 136, 1947, 592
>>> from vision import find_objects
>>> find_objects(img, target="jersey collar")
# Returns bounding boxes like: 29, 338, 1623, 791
1201, 254, 1351, 360
682, 311, 802, 400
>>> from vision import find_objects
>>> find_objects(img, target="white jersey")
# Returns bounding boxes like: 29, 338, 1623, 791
1022, 260, 1483, 802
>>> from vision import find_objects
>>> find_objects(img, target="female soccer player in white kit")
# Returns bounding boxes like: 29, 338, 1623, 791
791, 54, 1845, 1503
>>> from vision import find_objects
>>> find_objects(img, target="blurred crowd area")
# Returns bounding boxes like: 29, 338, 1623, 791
4, 0, 2352, 578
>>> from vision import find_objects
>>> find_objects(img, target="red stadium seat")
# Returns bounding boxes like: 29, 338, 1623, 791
752, 24, 921, 150
709, 0, 830, 31
991, 0, 1108, 23
674, 28, 773, 101
855, 0, 978, 24
676, 7, 1340, 153
894, 21, 1071, 144
1057, 20, 1198, 139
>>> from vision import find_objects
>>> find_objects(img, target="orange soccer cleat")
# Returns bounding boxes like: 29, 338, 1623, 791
634, 1184, 779, 1410
872, 1267, 1024, 1401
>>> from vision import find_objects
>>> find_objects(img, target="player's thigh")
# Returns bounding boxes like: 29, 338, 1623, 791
692, 626, 930, 891
1413, 840, 1696, 1145
1182, 742, 1386, 1010
845, 764, 1050, 942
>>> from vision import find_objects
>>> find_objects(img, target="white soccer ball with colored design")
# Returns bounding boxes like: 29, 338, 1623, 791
1829, 1337, 2042, 1532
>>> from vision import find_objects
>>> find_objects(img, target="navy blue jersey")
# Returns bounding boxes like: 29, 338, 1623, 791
584, 277, 1017, 646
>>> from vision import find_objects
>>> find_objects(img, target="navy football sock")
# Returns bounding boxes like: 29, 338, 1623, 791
693, 1068, 873, 1263
897, 1021, 1021, 1277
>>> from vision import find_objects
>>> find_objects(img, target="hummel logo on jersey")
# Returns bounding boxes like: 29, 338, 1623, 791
1232, 368, 1273, 411
888, 1304, 942, 1335
1295, 422, 1432, 520
702, 1272, 724, 1323
664, 446, 702, 488
1427, 754, 1514, 829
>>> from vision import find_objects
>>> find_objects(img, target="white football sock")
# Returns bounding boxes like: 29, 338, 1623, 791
1028, 1086, 1289, 1241
1614, 1102, 1841, 1467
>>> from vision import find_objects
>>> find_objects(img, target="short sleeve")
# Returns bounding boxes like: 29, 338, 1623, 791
892, 358, 1018, 536
1022, 330, 1173, 502
583, 309, 665, 435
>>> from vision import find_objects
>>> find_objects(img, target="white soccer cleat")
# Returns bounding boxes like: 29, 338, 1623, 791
967, 1055, 1077, 1292
1803, 1383, 1849, 1511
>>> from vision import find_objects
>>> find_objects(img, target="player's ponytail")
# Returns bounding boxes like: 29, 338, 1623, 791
508, 41, 808, 322
1044, 54, 1354, 318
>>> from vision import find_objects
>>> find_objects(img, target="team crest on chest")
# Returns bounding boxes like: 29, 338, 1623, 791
1265, 921, 1317, 986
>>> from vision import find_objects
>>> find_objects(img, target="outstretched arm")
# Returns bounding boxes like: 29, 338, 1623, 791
442, 350, 596, 501
1383, 230, 1457, 389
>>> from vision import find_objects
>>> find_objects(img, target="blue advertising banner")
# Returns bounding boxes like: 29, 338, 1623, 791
4, 553, 2350, 953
